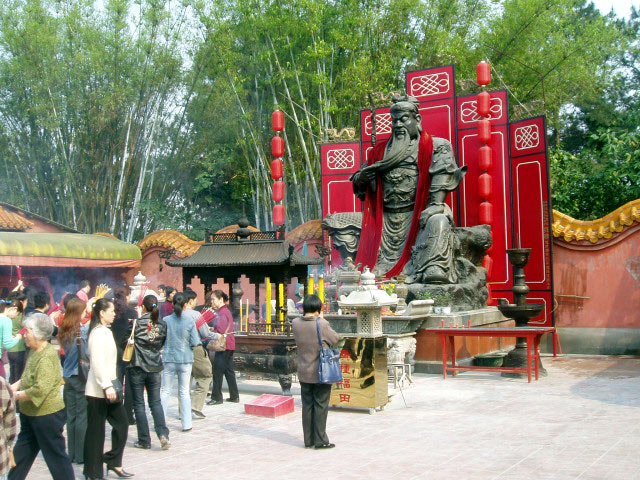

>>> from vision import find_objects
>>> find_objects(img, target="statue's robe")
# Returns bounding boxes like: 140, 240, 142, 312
353, 132, 433, 278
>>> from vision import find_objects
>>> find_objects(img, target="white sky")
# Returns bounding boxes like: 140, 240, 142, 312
591, 0, 639, 18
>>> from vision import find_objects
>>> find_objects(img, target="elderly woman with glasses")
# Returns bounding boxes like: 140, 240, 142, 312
8, 313, 75, 480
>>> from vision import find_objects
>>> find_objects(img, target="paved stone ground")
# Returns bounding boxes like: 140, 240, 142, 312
24, 355, 640, 480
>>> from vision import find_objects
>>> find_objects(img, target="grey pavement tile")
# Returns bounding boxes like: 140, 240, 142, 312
17, 356, 640, 479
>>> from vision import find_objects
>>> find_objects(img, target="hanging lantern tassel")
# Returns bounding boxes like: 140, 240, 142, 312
272, 181, 285, 202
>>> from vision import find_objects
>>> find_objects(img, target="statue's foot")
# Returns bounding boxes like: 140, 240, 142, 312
405, 274, 419, 284
423, 266, 448, 284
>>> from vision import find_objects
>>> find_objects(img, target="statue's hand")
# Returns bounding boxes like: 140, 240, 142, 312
420, 204, 445, 226
358, 166, 377, 183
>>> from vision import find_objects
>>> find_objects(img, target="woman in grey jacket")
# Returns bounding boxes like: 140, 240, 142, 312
159, 293, 200, 432
292, 294, 340, 450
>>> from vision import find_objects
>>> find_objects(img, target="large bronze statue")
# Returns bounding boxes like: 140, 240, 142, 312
323, 95, 491, 311
351, 95, 466, 282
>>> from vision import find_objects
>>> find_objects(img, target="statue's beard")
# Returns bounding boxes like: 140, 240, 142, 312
378, 131, 416, 170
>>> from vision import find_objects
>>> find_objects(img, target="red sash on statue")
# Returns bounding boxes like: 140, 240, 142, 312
355, 132, 433, 278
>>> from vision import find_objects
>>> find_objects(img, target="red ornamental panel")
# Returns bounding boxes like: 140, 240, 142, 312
458, 125, 512, 290
273, 204, 285, 225
510, 116, 546, 156
406, 65, 455, 102
271, 159, 283, 180
509, 117, 552, 291
360, 107, 392, 143
271, 136, 284, 158
272, 181, 285, 202
272, 110, 284, 132
457, 91, 508, 129
321, 143, 361, 176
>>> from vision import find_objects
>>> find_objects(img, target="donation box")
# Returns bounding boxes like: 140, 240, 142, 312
330, 336, 388, 412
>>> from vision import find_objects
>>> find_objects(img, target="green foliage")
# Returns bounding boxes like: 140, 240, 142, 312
414, 291, 432, 300
0, 0, 636, 238
550, 129, 640, 219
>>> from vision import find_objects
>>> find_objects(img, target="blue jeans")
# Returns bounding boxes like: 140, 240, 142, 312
160, 362, 192, 431
129, 367, 169, 445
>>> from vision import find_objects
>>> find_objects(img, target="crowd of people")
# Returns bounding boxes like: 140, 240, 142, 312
0, 281, 241, 480
0, 280, 342, 480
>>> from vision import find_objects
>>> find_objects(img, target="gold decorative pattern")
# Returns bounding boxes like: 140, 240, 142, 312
552, 199, 640, 244
0, 206, 33, 231
138, 229, 202, 257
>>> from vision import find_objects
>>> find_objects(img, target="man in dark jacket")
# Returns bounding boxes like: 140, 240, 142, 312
292, 294, 340, 449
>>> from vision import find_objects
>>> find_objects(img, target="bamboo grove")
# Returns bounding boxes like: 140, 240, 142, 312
0, 0, 636, 240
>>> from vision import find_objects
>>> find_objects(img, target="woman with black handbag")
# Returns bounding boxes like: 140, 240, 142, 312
84, 299, 133, 480
58, 297, 89, 465
292, 294, 340, 450
126, 295, 170, 450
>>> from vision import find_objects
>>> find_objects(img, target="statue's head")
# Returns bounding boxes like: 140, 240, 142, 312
390, 95, 422, 140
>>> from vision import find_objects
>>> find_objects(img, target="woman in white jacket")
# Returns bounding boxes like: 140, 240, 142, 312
83, 299, 133, 480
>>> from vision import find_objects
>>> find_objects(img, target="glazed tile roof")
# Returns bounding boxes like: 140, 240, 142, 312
0, 232, 141, 260
138, 229, 203, 257
167, 240, 322, 267
216, 224, 259, 234
552, 198, 640, 245
0, 206, 33, 231
287, 219, 322, 247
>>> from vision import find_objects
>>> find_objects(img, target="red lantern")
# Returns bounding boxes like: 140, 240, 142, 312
271, 159, 283, 180
477, 119, 492, 143
272, 180, 285, 202
272, 110, 284, 132
273, 204, 285, 225
479, 201, 493, 225
478, 145, 493, 170
477, 91, 491, 117
482, 255, 494, 278
478, 173, 492, 200
271, 136, 284, 158
476, 61, 491, 86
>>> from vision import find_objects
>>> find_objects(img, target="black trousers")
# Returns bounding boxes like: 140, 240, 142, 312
83, 396, 129, 478
7, 350, 27, 384
211, 350, 239, 402
128, 367, 169, 446
117, 358, 135, 423
300, 382, 332, 448
9, 409, 75, 480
